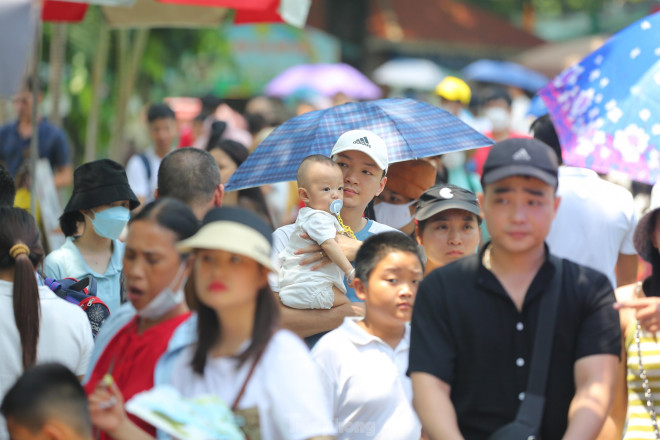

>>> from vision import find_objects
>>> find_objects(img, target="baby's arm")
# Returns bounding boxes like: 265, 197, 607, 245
321, 238, 355, 280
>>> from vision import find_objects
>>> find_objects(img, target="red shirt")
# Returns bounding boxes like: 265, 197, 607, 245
471, 131, 531, 176
85, 312, 191, 439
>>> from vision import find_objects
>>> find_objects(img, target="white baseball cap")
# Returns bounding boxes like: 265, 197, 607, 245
330, 129, 389, 172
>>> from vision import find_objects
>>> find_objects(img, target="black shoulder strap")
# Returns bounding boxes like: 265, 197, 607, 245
513, 255, 563, 428
528, 254, 563, 394
139, 153, 151, 181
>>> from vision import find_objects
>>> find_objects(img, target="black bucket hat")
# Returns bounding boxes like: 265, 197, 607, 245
63, 159, 140, 214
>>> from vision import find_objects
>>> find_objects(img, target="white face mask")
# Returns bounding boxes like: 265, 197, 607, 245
484, 107, 511, 132
137, 262, 188, 320
374, 200, 416, 229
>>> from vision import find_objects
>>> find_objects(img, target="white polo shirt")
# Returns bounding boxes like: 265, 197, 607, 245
311, 317, 421, 440
546, 166, 637, 288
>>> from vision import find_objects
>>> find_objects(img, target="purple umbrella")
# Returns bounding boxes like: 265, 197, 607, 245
264, 63, 382, 100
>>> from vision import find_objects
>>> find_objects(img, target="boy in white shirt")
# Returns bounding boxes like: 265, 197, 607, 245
312, 231, 424, 439
278, 155, 354, 309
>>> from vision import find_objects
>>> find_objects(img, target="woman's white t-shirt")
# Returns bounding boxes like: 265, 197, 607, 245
171, 329, 336, 440
0, 280, 94, 440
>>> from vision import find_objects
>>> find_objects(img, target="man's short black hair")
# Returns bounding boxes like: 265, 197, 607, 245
1, 363, 92, 437
355, 231, 425, 285
158, 148, 221, 207
147, 103, 175, 123
0, 165, 16, 206
531, 114, 563, 165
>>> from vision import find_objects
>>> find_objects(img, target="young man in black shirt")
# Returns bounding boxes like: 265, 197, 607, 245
408, 138, 621, 440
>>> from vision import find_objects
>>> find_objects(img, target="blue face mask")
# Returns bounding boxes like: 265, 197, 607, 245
89, 206, 130, 240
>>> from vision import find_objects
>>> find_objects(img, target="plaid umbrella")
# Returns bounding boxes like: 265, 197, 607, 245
225, 97, 493, 191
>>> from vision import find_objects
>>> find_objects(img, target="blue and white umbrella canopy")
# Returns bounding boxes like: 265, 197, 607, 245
225, 98, 493, 191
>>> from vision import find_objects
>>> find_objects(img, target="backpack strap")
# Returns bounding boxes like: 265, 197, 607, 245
139, 153, 151, 182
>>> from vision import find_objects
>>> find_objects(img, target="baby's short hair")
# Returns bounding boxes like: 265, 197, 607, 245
297, 154, 340, 188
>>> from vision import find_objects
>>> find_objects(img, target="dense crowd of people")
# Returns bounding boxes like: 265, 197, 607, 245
0, 72, 658, 440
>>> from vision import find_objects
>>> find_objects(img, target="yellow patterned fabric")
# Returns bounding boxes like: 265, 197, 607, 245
625, 320, 660, 440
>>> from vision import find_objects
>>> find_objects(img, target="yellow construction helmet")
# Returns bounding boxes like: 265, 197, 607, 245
435, 76, 471, 105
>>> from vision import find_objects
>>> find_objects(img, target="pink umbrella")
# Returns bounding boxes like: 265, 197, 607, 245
264, 63, 383, 100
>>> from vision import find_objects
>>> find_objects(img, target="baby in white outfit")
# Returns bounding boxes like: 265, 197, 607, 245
278, 155, 353, 309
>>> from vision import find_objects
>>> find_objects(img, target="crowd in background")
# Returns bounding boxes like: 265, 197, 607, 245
0, 70, 657, 440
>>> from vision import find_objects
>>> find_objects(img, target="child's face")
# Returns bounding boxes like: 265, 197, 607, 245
300, 162, 344, 212
354, 250, 423, 324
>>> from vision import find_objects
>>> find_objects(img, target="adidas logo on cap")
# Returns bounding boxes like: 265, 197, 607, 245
512, 148, 532, 161
353, 136, 371, 148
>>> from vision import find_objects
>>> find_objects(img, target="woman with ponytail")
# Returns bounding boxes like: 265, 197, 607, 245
0, 207, 93, 440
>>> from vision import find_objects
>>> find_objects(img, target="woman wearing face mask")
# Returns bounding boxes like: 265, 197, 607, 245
82, 198, 199, 440
88, 207, 336, 440
44, 159, 139, 313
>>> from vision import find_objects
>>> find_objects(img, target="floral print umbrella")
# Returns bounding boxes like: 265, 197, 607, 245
539, 11, 660, 185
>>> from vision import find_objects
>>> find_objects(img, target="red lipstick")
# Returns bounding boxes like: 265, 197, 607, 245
208, 281, 227, 292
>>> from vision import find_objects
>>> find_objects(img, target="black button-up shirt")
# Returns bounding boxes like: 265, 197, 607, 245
408, 245, 621, 440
